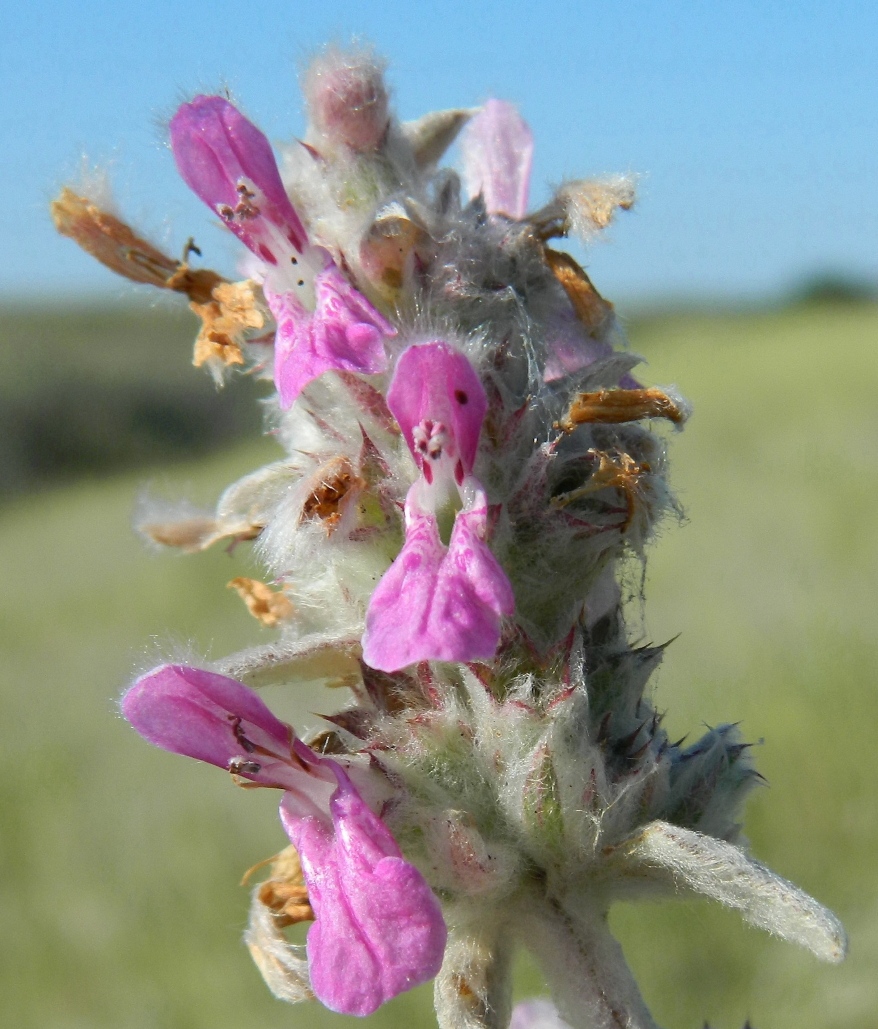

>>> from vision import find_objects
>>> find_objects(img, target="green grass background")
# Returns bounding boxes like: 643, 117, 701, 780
1, 299, 875, 1028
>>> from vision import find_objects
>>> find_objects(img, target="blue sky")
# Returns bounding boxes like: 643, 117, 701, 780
3, 0, 875, 303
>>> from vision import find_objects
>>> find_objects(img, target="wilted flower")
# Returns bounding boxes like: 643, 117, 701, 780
55, 41, 845, 1029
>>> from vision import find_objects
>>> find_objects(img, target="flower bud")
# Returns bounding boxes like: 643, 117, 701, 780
304, 48, 390, 152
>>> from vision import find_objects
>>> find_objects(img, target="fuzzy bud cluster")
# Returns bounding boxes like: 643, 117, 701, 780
54, 43, 845, 1029
304, 47, 391, 153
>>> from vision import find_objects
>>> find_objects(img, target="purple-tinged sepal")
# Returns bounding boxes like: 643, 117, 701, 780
303, 48, 391, 154
461, 99, 533, 219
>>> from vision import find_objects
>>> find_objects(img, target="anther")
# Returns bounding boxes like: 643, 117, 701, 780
229, 757, 262, 776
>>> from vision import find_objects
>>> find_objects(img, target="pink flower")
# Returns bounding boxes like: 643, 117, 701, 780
461, 98, 534, 219
281, 761, 446, 1015
169, 95, 393, 406
268, 263, 392, 409
361, 342, 514, 671
121, 664, 446, 1015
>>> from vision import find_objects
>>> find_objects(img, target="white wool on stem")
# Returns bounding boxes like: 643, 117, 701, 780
434, 910, 515, 1029
516, 896, 661, 1029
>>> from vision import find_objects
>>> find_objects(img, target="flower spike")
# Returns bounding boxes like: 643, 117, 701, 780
58, 47, 846, 1029
170, 95, 394, 406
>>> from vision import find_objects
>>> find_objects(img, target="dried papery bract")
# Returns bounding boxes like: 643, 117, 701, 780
54, 39, 846, 1029
50, 186, 267, 377
190, 279, 266, 371
227, 577, 294, 628
557, 387, 690, 432
543, 248, 615, 336
531, 175, 637, 243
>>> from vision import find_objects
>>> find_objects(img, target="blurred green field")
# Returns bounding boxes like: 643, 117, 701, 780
1, 299, 875, 1028
0, 301, 264, 499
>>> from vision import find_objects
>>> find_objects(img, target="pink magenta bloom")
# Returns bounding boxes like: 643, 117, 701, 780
268, 264, 392, 409
121, 664, 446, 1014
361, 342, 514, 671
169, 95, 393, 406
461, 98, 534, 219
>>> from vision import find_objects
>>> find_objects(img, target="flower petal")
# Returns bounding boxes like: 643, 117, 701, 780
280, 764, 446, 1015
120, 664, 298, 788
387, 342, 487, 475
362, 504, 513, 671
543, 309, 616, 382
170, 95, 394, 405
447, 503, 515, 625
269, 265, 392, 408
461, 99, 533, 220
362, 509, 446, 670
170, 95, 309, 258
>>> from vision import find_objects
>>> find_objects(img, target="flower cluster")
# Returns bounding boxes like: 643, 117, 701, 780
55, 44, 845, 1029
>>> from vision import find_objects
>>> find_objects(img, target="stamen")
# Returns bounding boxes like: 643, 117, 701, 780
413, 420, 449, 461
233, 181, 260, 219
229, 715, 257, 753
229, 757, 262, 776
